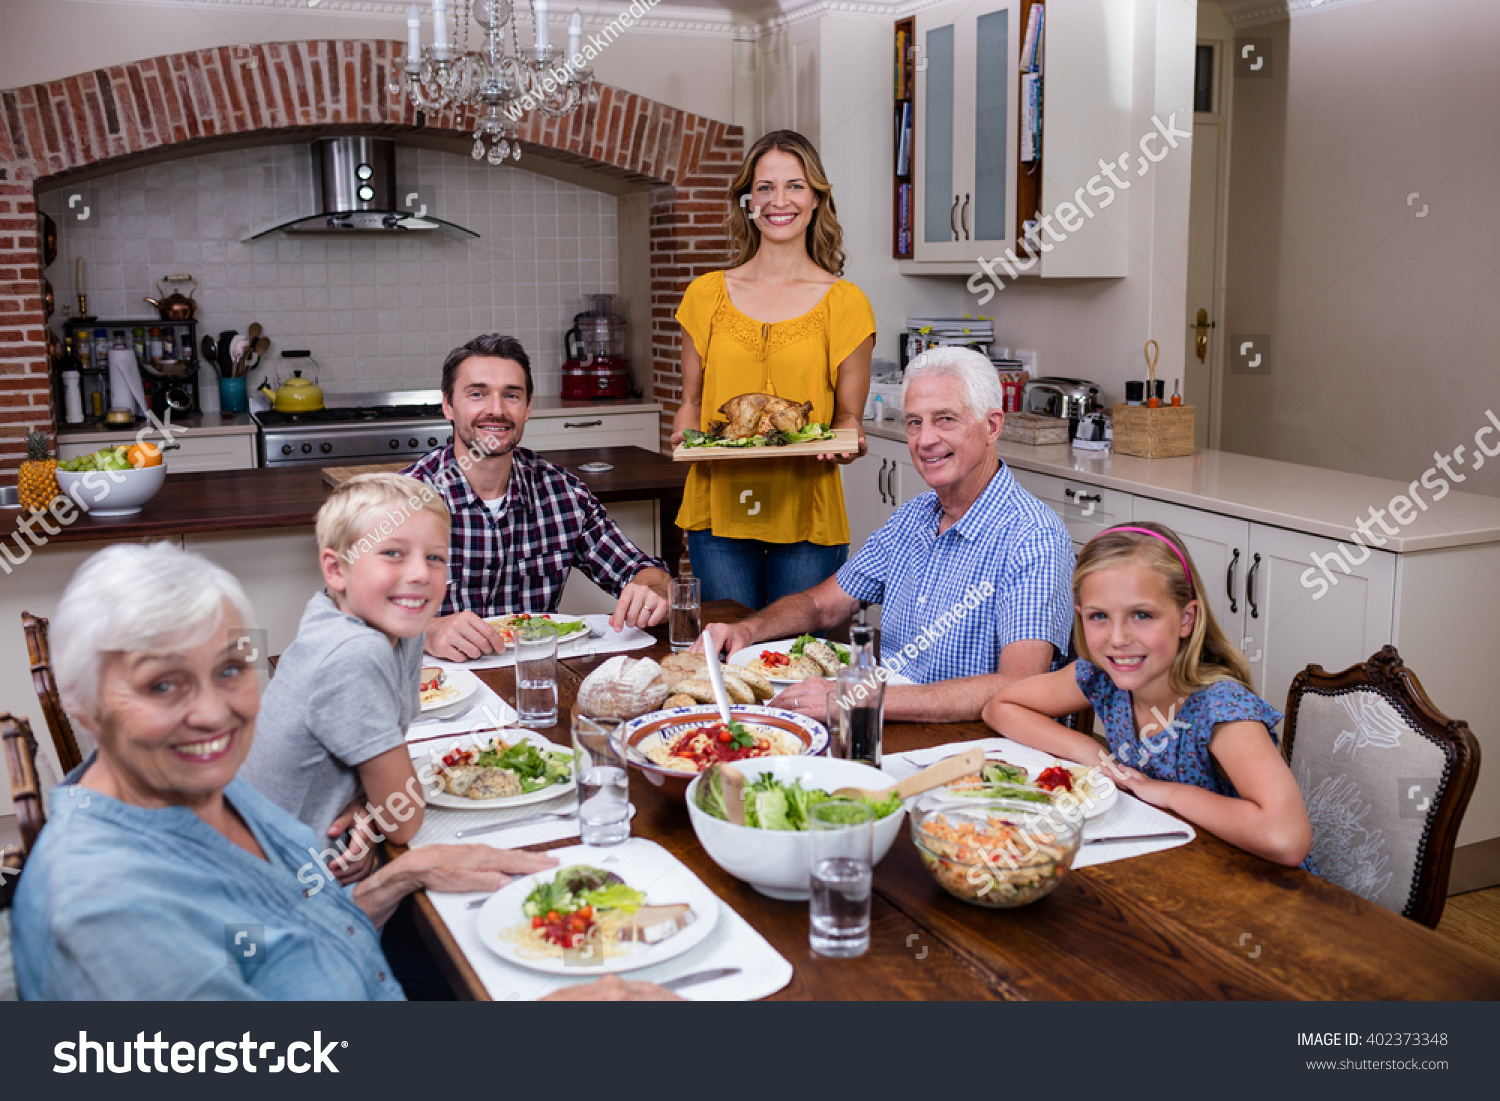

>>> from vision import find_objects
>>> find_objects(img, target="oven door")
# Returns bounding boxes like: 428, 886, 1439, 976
258, 423, 453, 467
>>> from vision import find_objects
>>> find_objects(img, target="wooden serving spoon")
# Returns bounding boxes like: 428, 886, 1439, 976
831, 746, 985, 803
720, 763, 747, 825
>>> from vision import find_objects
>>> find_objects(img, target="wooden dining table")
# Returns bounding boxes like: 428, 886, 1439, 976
405, 601, 1500, 1001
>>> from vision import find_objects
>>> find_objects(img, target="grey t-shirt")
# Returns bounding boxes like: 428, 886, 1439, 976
240, 591, 423, 836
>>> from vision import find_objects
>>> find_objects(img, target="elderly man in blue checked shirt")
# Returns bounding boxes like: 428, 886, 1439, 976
709, 346, 1074, 723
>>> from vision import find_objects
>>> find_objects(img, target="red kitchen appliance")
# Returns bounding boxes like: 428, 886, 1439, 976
562, 293, 631, 400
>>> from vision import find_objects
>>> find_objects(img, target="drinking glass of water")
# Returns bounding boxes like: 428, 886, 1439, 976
808, 800, 874, 958
515, 620, 559, 728
571, 714, 631, 846
669, 577, 701, 652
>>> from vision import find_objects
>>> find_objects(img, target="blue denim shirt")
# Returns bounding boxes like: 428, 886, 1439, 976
13, 771, 403, 1000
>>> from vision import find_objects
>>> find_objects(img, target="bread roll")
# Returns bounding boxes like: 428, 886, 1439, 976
577, 655, 669, 720
664, 693, 697, 709
675, 677, 717, 704
724, 665, 773, 701
661, 652, 706, 677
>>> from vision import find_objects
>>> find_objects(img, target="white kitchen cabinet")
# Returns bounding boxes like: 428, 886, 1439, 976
1130, 497, 1249, 653
841, 452, 892, 555
903, 0, 1132, 276
524, 412, 659, 453
912, 1, 1020, 263
1008, 465, 1131, 546
59, 431, 257, 472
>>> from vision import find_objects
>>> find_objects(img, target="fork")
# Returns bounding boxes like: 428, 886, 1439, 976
455, 803, 576, 842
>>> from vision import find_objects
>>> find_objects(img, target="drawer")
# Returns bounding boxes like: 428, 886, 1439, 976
60, 432, 258, 472
1008, 467, 1131, 543
525, 412, 660, 452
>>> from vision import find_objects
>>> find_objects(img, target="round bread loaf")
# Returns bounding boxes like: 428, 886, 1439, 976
577, 655, 669, 720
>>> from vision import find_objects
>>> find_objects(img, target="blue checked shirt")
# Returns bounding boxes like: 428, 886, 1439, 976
836, 462, 1075, 683
402, 443, 666, 617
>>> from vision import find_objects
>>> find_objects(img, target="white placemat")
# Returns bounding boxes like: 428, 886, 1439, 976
433, 614, 656, 671
405, 682, 518, 745
408, 792, 582, 849
427, 839, 794, 1001
884, 737, 1196, 868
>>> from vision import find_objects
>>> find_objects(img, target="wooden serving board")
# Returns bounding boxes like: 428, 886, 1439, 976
671, 427, 862, 463
322, 462, 406, 486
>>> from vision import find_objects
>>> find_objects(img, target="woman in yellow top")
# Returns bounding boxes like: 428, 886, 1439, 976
670, 130, 876, 609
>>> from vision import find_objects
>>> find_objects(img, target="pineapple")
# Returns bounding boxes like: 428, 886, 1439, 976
18, 428, 59, 512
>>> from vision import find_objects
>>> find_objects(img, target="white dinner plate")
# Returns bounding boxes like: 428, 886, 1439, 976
727, 638, 916, 686
484, 613, 591, 647
420, 665, 484, 719
417, 729, 578, 810
474, 849, 720, 975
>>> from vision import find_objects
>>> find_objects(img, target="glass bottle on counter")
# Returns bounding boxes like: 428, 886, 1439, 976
131, 327, 146, 364
147, 327, 163, 362
92, 328, 110, 366
830, 623, 884, 767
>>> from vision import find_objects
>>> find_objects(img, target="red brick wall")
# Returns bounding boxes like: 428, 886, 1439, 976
0, 41, 742, 469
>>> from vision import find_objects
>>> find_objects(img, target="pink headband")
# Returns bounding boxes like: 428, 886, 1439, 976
1093, 526, 1195, 594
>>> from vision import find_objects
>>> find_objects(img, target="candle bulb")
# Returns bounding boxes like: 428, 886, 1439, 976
568, 8, 582, 62
76, 256, 85, 296
406, 3, 422, 61
534, 0, 549, 50
432, 0, 449, 49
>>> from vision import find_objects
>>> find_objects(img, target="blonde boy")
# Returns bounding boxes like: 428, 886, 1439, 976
241, 474, 451, 880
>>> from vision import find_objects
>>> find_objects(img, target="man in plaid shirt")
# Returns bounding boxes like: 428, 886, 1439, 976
402, 334, 670, 661
711, 347, 1074, 723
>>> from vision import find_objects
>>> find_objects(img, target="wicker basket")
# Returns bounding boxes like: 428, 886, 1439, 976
1000, 411, 1071, 446
1111, 403, 1196, 459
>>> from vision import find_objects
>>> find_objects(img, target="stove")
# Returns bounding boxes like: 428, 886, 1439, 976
255, 389, 453, 467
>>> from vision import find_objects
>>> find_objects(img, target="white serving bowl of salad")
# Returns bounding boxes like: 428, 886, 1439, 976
685, 755, 908, 900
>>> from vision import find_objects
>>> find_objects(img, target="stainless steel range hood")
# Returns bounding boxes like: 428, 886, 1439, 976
244, 137, 478, 242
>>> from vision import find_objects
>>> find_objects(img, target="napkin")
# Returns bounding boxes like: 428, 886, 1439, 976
107, 347, 149, 415
426, 839, 794, 1001
882, 737, 1196, 867
404, 681, 517, 747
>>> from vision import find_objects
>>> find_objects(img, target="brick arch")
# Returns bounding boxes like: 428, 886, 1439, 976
0, 40, 742, 464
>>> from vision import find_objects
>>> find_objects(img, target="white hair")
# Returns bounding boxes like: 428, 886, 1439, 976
52, 541, 256, 721
900, 346, 1007, 422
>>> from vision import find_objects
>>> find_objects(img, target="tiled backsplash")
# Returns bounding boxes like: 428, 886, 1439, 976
39, 143, 619, 397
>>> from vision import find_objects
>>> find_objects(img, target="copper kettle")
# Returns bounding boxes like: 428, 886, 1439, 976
144, 274, 198, 321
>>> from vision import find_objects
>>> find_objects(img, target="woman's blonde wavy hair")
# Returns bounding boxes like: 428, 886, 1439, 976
726, 130, 846, 275
1072, 521, 1253, 697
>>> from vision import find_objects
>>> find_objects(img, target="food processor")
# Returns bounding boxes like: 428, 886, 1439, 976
562, 293, 631, 400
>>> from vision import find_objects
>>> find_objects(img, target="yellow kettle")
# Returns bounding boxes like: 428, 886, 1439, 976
259, 370, 325, 413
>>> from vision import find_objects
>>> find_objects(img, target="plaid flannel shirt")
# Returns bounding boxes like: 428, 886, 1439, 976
401, 443, 667, 617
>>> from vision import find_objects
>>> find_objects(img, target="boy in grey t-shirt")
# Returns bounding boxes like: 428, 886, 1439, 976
241, 473, 452, 883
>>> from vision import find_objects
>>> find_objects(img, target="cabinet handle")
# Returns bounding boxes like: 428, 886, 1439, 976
950, 195, 960, 241
1064, 488, 1101, 504
961, 193, 971, 240
563, 419, 603, 428
1226, 548, 1240, 615
888, 460, 899, 503
1247, 552, 1261, 619
878, 458, 890, 505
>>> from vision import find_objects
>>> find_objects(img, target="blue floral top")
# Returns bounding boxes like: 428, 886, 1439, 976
1074, 660, 1318, 874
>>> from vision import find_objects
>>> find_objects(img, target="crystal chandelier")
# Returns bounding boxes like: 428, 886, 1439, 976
391, 0, 599, 165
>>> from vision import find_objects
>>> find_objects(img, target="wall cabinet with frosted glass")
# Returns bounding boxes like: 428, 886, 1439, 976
900, 0, 1133, 278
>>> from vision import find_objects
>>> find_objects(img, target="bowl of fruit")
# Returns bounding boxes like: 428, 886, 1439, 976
55, 442, 167, 516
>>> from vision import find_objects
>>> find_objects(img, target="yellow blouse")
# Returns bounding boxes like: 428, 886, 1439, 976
675, 270, 877, 545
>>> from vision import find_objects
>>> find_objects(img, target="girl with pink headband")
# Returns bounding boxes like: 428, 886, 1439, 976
981, 521, 1317, 871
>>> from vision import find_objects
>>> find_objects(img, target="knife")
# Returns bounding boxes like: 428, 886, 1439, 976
1083, 831, 1192, 846
454, 808, 575, 839
661, 967, 740, 992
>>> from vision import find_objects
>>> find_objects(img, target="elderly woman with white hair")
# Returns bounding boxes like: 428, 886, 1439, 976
11, 542, 672, 1001
708, 346, 1076, 724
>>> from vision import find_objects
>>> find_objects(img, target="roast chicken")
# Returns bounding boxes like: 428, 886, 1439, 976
717, 393, 816, 440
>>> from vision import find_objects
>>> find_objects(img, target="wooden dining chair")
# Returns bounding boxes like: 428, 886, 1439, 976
20, 612, 83, 774
2, 714, 45, 1001
1282, 646, 1479, 927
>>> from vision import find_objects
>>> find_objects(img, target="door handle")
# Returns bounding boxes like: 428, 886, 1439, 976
888, 460, 899, 503
876, 458, 889, 505
1064, 488, 1101, 505
950, 195, 960, 241
1247, 552, 1261, 619
1226, 548, 1240, 615
563, 419, 603, 428
1189, 307, 1216, 363
960, 193, 971, 240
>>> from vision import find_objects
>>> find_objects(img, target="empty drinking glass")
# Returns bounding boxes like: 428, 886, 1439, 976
515, 620, 559, 727
669, 577, 701, 652
809, 800, 874, 958
571, 714, 631, 846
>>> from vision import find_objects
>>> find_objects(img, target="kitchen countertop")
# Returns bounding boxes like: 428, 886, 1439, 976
56, 412, 258, 443
863, 420, 1500, 552
1, 446, 686, 546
